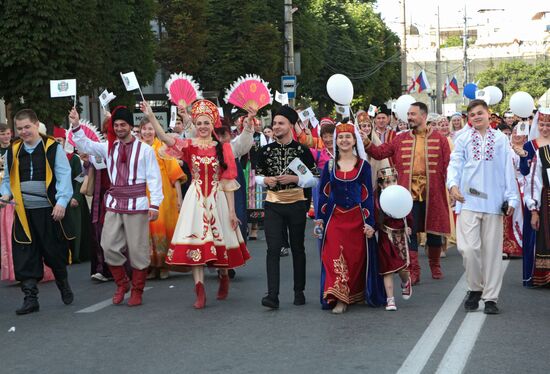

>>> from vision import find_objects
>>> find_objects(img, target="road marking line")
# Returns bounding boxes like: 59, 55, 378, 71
75, 287, 152, 313
435, 261, 510, 374
396, 273, 467, 374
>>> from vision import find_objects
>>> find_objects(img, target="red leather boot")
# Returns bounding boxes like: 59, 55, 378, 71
428, 246, 443, 279
194, 282, 206, 309
217, 274, 230, 300
109, 265, 130, 305
409, 251, 421, 285
128, 268, 147, 307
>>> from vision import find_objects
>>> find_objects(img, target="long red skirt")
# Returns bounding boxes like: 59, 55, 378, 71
321, 206, 366, 305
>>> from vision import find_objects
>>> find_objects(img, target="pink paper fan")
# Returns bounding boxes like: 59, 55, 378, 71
165, 73, 203, 107
68, 120, 104, 148
224, 74, 273, 111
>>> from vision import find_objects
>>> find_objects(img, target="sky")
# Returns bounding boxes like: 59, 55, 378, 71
375, 0, 547, 32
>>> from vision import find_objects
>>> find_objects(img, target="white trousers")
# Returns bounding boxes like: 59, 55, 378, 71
456, 210, 504, 302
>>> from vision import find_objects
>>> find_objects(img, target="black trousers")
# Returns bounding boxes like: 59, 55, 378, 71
264, 200, 308, 296
12, 207, 68, 282
409, 201, 443, 251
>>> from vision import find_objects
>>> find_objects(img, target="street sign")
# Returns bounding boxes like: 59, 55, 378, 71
281, 75, 297, 99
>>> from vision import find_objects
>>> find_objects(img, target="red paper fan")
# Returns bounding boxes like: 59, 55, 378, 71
165, 72, 203, 107
67, 120, 105, 148
224, 74, 273, 111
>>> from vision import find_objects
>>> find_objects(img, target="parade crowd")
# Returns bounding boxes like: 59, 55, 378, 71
0, 94, 549, 317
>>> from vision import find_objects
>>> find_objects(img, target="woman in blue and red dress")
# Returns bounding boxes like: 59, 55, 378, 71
514, 109, 550, 286
523, 109, 550, 287
315, 122, 385, 314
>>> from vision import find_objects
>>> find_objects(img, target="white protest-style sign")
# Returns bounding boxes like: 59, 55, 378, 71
99, 89, 116, 108
169, 105, 178, 129
286, 157, 314, 186
516, 121, 530, 136
50, 79, 77, 98
217, 107, 224, 119
335, 105, 350, 117
368, 104, 377, 117
275, 90, 289, 106
298, 107, 315, 122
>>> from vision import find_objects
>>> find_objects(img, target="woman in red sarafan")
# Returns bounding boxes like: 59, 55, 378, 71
140, 99, 250, 309
315, 122, 385, 314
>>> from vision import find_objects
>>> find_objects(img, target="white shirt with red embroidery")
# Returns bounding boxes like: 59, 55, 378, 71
447, 127, 519, 215
71, 126, 163, 213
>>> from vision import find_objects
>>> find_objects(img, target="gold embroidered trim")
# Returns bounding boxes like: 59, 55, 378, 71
401, 140, 414, 144
428, 146, 440, 150
401, 147, 412, 151
427, 154, 439, 158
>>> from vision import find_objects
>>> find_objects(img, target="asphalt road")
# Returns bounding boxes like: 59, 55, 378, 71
1, 222, 549, 374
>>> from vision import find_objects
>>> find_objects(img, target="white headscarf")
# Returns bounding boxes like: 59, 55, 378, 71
333, 122, 367, 161
528, 107, 550, 141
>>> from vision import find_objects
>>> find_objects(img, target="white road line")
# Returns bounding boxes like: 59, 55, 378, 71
396, 273, 467, 374
435, 261, 510, 374
75, 287, 152, 313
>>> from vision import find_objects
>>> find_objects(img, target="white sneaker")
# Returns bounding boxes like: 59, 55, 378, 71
401, 278, 412, 300
385, 297, 397, 311
91, 273, 109, 282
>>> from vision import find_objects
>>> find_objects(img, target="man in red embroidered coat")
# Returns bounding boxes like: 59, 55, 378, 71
364, 102, 451, 284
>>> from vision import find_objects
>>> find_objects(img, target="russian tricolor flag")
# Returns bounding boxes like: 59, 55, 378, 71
415, 70, 431, 93
449, 75, 459, 95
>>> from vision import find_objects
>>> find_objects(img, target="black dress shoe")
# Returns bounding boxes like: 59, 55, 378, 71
464, 291, 482, 311
293, 291, 306, 306
55, 278, 74, 305
261, 295, 279, 309
484, 301, 500, 315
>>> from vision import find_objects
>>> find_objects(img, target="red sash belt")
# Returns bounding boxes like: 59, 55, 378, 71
108, 183, 147, 199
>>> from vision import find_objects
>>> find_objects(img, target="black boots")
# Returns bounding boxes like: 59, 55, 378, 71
16, 279, 40, 315
55, 278, 74, 305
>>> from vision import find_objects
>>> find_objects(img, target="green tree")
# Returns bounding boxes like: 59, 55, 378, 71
0, 0, 156, 126
476, 59, 550, 113
156, 0, 209, 74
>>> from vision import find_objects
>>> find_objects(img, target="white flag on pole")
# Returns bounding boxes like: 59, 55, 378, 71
298, 107, 315, 122
169, 105, 178, 129
335, 105, 350, 117
50, 79, 77, 98
99, 89, 116, 108
275, 91, 289, 106
120, 71, 140, 91
286, 157, 314, 185
310, 116, 320, 128
367, 104, 377, 117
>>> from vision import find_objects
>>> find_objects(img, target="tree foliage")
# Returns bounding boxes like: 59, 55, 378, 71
476, 59, 550, 113
155, 0, 400, 116
0, 0, 156, 126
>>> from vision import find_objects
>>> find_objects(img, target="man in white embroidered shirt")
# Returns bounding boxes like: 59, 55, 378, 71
447, 99, 519, 315
69, 106, 163, 307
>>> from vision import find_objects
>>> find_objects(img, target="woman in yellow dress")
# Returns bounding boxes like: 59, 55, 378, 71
139, 118, 186, 279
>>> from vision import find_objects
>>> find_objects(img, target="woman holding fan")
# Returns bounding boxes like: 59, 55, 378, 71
140, 100, 249, 309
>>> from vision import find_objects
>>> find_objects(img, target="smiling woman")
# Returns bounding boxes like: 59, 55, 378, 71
141, 99, 250, 309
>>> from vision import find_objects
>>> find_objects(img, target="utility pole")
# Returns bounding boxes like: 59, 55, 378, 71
284, 0, 296, 107
462, 5, 469, 96
435, 6, 442, 113
400, 0, 408, 94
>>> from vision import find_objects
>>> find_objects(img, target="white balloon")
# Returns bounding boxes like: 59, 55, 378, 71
379, 185, 413, 219
326, 74, 354, 105
394, 95, 416, 122
509, 91, 535, 118
483, 86, 503, 105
